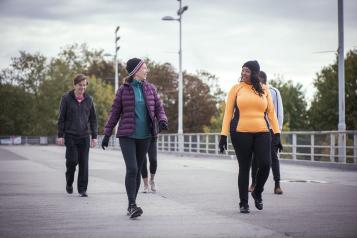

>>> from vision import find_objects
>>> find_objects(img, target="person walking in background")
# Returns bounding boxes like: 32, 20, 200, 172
141, 136, 158, 193
249, 71, 284, 195
57, 74, 98, 197
219, 60, 283, 213
101, 58, 168, 219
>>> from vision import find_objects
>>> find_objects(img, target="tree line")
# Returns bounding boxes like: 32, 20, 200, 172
0, 44, 356, 136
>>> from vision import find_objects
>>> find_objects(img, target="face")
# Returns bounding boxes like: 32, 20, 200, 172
74, 80, 87, 95
241, 67, 251, 83
134, 63, 149, 80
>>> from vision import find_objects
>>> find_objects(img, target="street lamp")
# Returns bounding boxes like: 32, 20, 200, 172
337, 0, 346, 163
114, 26, 120, 94
162, 0, 188, 153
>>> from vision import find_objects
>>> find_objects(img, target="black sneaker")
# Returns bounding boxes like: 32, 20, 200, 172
251, 191, 263, 210
128, 204, 143, 219
66, 185, 73, 194
79, 191, 88, 197
239, 203, 250, 213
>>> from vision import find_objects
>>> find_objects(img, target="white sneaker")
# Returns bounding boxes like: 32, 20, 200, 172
143, 185, 149, 193
150, 180, 157, 192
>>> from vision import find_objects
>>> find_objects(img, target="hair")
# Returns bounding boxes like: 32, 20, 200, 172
73, 74, 88, 85
258, 71, 267, 84
250, 71, 264, 96
123, 75, 134, 83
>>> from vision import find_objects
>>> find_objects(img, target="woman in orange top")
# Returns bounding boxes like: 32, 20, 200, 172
219, 60, 283, 213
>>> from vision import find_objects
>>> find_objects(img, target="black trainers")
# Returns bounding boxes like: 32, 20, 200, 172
79, 191, 88, 197
66, 185, 73, 194
239, 203, 250, 213
251, 191, 263, 210
128, 204, 143, 219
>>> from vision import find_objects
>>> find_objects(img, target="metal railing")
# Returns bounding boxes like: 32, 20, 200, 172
155, 131, 357, 164
1, 131, 357, 164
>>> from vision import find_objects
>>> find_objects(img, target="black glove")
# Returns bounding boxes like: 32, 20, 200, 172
273, 133, 283, 152
219, 135, 227, 153
101, 135, 110, 150
159, 121, 168, 131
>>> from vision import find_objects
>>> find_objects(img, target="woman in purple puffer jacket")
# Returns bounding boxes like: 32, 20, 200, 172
101, 58, 168, 219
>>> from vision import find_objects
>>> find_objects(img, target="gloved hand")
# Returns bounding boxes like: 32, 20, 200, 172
219, 135, 227, 153
273, 133, 283, 152
159, 121, 168, 131
101, 135, 110, 150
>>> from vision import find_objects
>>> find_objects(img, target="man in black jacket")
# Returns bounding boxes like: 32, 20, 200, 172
57, 74, 98, 197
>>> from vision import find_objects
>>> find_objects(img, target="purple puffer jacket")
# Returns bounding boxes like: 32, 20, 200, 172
103, 80, 167, 137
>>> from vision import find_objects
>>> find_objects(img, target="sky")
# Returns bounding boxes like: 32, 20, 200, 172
0, 0, 356, 101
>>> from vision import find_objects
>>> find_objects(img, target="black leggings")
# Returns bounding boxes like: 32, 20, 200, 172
119, 137, 151, 206
251, 131, 280, 185
231, 132, 271, 205
141, 137, 157, 179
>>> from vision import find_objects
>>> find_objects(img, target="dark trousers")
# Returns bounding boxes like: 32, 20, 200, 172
231, 132, 271, 205
65, 135, 90, 193
119, 137, 151, 206
141, 137, 157, 179
251, 131, 280, 185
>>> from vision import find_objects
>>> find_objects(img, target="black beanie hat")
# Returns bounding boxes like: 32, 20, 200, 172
126, 58, 144, 77
242, 60, 260, 73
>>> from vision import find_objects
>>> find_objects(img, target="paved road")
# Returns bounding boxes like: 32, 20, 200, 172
0, 146, 356, 238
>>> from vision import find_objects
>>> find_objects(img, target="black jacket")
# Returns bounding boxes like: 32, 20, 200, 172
57, 90, 98, 139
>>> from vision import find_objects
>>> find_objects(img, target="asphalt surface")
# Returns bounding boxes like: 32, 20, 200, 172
0, 145, 356, 238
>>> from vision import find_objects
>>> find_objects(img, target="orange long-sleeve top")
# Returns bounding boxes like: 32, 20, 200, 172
221, 82, 280, 135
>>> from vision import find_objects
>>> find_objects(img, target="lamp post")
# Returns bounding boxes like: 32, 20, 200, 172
114, 26, 120, 94
337, 0, 346, 163
162, 0, 188, 152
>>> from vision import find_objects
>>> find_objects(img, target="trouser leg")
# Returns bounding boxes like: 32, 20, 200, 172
270, 132, 281, 183
134, 138, 151, 199
77, 136, 90, 193
65, 136, 78, 187
141, 157, 148, 179
231, 132, 254, 205
148, 137, 157, 175
119, 137, 150, 205
251, 154, 258, 185
253, 132, 272, 196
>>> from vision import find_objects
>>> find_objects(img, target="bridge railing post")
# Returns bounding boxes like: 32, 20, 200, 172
292, 133, 297, 160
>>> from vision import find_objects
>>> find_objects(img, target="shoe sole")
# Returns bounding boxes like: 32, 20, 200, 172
240, 209, 250, 214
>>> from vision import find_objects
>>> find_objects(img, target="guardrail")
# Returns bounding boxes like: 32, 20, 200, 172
155, 131, 357, 164
1, 131, 356, 164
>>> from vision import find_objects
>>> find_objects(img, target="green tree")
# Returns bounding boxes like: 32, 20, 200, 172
86, 76, 114, 134
0, 84, 35, 135
309, 50, 357, 130
270, 77, 309, 131
203, 101, 225, 133
183, 74, 217, 132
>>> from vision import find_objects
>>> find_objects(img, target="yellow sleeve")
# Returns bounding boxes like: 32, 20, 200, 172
265, 87, 280, 134
221, 84, 239, 136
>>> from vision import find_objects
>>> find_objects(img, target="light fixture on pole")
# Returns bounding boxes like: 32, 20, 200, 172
162, 0, 188, 153
114, 26, 120, 94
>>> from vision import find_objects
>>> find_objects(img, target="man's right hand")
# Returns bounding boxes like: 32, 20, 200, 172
57, 137, 64, 146
101, 135, 110, 150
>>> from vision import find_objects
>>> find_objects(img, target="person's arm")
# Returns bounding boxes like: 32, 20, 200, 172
220, 84, 238, 136
276, 89, 284, 130
153, 86, 167, 123
57, 95, 67, 138
103, 87, 123, 136
266, 89, 280, 134
89, 99, 98, 139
